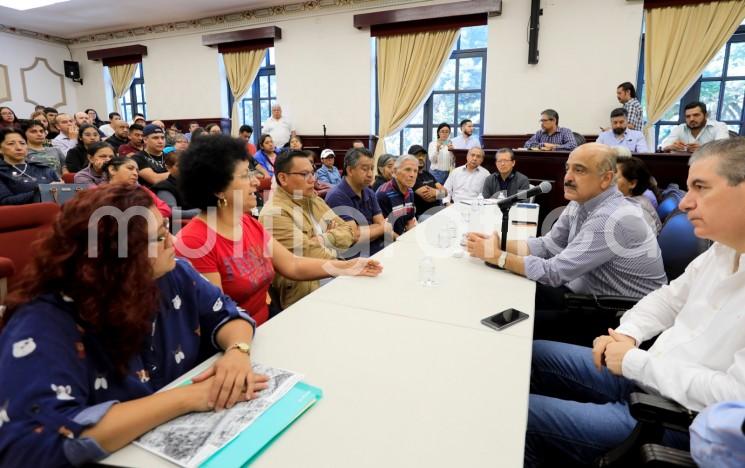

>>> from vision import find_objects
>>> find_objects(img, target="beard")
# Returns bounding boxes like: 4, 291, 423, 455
612, 127, 625, 135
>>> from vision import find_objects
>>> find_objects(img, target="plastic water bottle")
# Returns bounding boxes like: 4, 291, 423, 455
476, 193, 484, 207
418, 256, 436, 287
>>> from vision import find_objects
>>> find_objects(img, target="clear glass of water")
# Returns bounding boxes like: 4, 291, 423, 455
419, 256, 436, 287
438, 229, 451, 249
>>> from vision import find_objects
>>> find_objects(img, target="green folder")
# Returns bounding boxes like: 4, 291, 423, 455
199, 382, 323, 467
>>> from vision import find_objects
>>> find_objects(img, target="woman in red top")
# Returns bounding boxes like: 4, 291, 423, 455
175, 135, 382, 326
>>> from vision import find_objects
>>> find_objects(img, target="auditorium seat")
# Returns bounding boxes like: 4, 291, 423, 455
62, 172, 76, 183
657, 210, 710, 281
0, 203, 59, 290
0, 256, 14, 304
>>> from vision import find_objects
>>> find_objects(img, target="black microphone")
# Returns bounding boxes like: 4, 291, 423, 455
322, 124, 327, 137
497, 180, 552, 207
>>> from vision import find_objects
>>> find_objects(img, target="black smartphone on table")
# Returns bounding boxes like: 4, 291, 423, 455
481, 308, 529, 331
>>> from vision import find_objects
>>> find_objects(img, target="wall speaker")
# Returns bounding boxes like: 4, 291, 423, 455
63, 60, 83, 85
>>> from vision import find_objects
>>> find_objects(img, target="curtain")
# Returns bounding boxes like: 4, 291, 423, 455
109, 63, 138, 115
375, 29, 460, 160
223, 49, 267, 136
644, 0, 745, 140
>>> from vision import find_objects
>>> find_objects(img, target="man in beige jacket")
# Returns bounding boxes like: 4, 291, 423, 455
259, 149, 359, 308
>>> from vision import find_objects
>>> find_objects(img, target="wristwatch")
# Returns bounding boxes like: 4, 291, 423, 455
497, 251, 508, 269
226, 342, 251, 355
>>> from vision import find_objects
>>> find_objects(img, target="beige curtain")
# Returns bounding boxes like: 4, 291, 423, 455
223, 49, 267, 136
109, 63, 138, 115
375, 29, 460, 160
644, 0, 745, 139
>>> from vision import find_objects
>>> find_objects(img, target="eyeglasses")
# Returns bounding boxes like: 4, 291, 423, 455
496, 159, 514, 164
539, 118, 555, 122
285, 171, 316, 181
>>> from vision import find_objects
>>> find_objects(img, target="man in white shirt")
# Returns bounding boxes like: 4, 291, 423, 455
98, 112, 121, 137
51, 113, 78, 154
524, 137, 745, 467
442, 147, 489, 204
661, 101, 729, 153
261, 103, 295, 148
450, 119, 481, 150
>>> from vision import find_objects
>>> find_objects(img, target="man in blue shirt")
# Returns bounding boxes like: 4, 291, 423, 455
376, 154, 418, 237
596, 108, 649, 153
315, 149, 342, 185
325, 147, 388, 256
691, 401, 745, 467
524, 109, 578, 151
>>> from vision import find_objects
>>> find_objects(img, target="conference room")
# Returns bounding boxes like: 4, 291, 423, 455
1, 0, 745, 466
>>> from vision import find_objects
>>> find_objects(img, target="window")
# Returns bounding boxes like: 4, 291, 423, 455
379, 25, 488, 155
118, 63, 147, 122
230, 48, 275, 145
640, 22, 745, 148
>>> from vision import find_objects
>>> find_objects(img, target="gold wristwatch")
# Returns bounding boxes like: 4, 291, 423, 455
226, 342, 251, 355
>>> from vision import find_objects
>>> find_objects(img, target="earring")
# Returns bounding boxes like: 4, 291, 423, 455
217, 198, 228, 208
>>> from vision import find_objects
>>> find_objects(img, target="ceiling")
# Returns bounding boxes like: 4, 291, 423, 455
0, 0, 292, 39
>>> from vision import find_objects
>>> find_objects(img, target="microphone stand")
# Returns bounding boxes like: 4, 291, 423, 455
500, 202, 510, 252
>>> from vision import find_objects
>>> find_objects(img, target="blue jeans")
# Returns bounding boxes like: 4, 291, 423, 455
525, 340, 689, 467
430, 169, 450, 185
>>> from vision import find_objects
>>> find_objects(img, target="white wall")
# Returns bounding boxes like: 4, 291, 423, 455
484, 0, 644, 135
0, 32, 78, 118
62, 0, 643, 136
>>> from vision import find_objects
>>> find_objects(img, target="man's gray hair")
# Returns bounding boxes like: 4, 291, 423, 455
594, 144, 618, 183
394, 154, 418, 169
689, 137, 745, 186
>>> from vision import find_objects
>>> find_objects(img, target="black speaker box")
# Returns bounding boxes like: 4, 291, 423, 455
64, 61, 80, 80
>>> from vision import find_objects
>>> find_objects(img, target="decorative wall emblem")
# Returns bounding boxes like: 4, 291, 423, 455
20, 57, 66, 108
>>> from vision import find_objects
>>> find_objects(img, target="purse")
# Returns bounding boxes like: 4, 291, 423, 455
38, 183, 89, 204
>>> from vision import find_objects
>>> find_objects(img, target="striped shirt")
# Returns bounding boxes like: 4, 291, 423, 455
623, 97, 644, 130
525, 186, 667, 297
524, 127, 578, 150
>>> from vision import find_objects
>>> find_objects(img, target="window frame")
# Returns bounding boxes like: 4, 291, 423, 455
227, 48, 275, 145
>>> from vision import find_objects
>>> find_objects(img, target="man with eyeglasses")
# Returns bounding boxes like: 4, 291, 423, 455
482, 148, 530, 199
259, 150, 358, 307
524, 109, 578, 151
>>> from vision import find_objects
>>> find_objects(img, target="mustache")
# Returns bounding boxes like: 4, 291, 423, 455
564, 181, 577, 188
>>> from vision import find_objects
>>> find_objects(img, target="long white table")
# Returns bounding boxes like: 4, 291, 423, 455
103, 203, 539, 468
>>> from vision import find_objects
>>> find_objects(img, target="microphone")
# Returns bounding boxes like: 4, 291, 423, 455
497, 180, 552, 207
322, 124, 327, 137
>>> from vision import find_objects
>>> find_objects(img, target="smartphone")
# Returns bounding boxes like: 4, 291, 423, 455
481, 308, 529, 331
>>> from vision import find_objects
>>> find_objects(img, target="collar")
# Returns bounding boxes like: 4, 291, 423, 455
498, 171, 515, 181
277, 185, 314, 206
341, 177, 364, 200
580, 185, 621, 213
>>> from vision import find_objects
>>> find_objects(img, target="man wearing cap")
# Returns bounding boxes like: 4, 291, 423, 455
132, 124, 169, 187
316, 149, 342, 186
409, 144, 446, 219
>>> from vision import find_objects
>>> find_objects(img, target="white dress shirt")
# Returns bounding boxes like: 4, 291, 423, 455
427, 140, 454, 172
617, 242, 745, 411
442, 165, 489, 204
660, 119, 730, 149
98, 124, 115, 138
261, 117, 295, 148
450, 134, 481, 150
51, 133, 77, 154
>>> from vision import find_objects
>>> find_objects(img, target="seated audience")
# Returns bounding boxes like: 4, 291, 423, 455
482, 148, 530, 199
44, 107, 60, 140
65, 124, 101, 173
616, 156, 662, 234
253, 134, 279, 178
428, 122, 455, 184
288, 135, 303, 151
103, 156, 170, 218
466, 143, 666, 343
0, 106, 19, 129
116, 123, 144, 157
523, 138, 745, 467
442, 146, 489, 204
596, 108, 649, 152
376, 154, 418, 236
85, 108, 104, 128
0, 128, 60, 205
105, 119, 129, 154
0, 183, 267, 467
98, 111, 121, 137
177, 136, 380, 320
661, 101, 729, 153
326, 147, 389, 256
617, 81, 644, 130
132, 114, 146, 126
451, 119, 481, 150
73, 111, 91, 127
29, 110, 50, 132
238, 124, 257, 155
132, 124, 169, 187
24, 120, 66, 176
304, 150, 332, 197
524, 109, 578, 151
184, 121, 199, 142
204, 123, 222, 135
372, 153, 396, 191
164, 133, 188, 154
351, 140, 366, 149
410, 144, 445, 218
316, 149, 342, 186
74, 142, 114, 186
51, 113, 78, 155
152, 151, 199, 221
259, 149, 362, 309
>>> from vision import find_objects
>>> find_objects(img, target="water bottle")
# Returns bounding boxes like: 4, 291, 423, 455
476, 193, 484, 207
418, 256, 436, 287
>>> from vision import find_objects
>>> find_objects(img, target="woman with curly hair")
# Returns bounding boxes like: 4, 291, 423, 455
175, 135, 382, 324
0, 184, 268, 466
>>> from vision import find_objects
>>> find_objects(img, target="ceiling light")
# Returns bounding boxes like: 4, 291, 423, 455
0, 0, 70, 11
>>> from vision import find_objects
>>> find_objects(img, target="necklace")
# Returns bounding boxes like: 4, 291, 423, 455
9, 162, 35, 180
